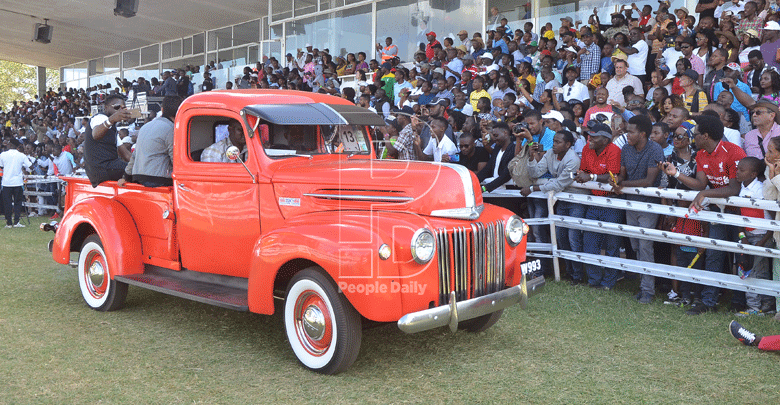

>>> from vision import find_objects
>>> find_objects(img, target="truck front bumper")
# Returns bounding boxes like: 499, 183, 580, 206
397, 274, 545, 334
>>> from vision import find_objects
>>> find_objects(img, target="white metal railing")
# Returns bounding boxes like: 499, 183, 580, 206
485, 182, 780, 298
22, 175, 66, 211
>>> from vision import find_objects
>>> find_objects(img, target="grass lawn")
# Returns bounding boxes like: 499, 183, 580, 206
1, 217, 778, 404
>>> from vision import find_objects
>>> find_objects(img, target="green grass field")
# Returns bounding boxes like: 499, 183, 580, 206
1, 217, 778, 404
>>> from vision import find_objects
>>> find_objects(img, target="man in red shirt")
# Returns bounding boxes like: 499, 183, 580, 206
662, 115, 746, 314
425, 32, 441, 61
575, 122, 622, 288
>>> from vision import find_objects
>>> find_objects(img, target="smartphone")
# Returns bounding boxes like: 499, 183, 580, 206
128, 108, 142, 119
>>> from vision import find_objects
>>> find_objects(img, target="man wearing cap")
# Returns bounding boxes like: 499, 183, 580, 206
661, 115, 746, 314
425, 32, 441, 61
376, 37, 398, 63
84, 94, 133, 187
456, 30, 472, 53
744, 100, 780, 159
616, 27, 650, 83
714, 68, 755, 127
737, 1, 765, 39
761, 20, 780, 70
678, 69, 709, 113
574, 122, 622, 288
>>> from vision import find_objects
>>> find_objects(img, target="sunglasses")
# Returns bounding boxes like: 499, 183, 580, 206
674, 134, 689, 140
753, 110, 773, 115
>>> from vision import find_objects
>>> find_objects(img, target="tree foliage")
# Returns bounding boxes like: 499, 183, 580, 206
0, 60, 60, 111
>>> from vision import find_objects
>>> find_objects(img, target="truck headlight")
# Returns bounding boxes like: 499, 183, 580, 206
505, 216, 526, 247
410, 228, 435, 264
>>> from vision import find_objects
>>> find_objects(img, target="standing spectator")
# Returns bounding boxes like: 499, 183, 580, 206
606, 59, 644, 108
160, 71, 177, 96
680, 37, 706, 86
761, 21, 780, 70
678, 69, 709, 113
661, 115, 747, 315
704, 48, 729, 99
425, 32, 441, 61
376, 37, 398, 63
575, 122, 622, 288
523, 131, 586, 283
736, 1, 765, 39
0, 138, 32, 228
612, 115, 664, 303
577, 31, 600, 82
618, 28, 650, 84
744, 100, 780, 159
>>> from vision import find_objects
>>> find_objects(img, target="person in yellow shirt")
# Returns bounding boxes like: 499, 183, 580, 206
469, 76, 491, 112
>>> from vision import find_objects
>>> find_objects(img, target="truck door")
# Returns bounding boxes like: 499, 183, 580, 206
173, 111, 262, 278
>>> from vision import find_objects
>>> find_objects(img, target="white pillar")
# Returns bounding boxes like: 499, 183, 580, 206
36, 66, 47, 98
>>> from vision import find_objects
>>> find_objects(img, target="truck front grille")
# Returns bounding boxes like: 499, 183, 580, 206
435, 220, 505, 305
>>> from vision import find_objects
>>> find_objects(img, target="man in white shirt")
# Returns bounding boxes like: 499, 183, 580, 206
0, 138, 32, 228
561, 66, 591, 104
619, 27, 649, 83
415, 116, 458, 162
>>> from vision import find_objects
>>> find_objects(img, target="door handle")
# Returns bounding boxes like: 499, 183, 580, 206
177, 183, 190, 192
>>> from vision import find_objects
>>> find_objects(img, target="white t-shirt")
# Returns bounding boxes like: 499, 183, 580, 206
0, 149, 32, 187
562, 81, 590, 103
662, 48, 685, 79
423, 134, 458, 162
724, 127, 743, 148
627, 40, 649, 76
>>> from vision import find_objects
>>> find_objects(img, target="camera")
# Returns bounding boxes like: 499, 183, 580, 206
513, 122, 529, 133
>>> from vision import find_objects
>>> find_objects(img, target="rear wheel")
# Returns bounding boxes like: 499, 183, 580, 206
458, 310, 503, 333
78, 234, 127, 311
284, 268, 362, 374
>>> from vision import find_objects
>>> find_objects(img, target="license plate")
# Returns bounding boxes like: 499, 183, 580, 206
521, 259, 543, 279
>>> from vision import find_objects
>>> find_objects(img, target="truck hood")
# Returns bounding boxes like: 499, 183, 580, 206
271, 158, 484, 220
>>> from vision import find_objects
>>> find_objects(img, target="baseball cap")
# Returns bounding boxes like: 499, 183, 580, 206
398, 106, 415, 116
766, 21, 780, 31
725, 62, 742, 71
430, 97, 450, 107
481, 53, 494, 60
427, 31, 437, 38
542, 110, 564, 123
675, 68, 699, 81
458, 29, 468, 36
587, 122, 613, 139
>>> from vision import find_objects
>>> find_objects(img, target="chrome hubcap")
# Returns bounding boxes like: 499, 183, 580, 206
302, 305, 326, 341
89, 261, 105, 289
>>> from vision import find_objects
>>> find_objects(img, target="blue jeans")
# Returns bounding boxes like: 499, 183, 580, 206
556, 201, 586, 280
701, 222, 735, 307
528, 196, 549, 244
583, 205, 623, 288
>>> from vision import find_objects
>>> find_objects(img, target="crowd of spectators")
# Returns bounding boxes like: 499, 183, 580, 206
2, 0, 780, 319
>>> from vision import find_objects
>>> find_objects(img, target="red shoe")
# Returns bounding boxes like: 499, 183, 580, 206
50, 213, 60, 220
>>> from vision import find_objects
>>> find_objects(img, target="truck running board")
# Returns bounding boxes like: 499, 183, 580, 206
115, 267, 249, 311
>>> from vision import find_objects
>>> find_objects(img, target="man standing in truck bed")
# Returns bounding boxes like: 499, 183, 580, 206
84, 94, 132, 187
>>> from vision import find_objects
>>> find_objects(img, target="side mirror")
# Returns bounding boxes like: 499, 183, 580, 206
225, 145, 256, 183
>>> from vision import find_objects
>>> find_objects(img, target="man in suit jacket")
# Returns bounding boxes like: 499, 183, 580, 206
477, 122, 515, 192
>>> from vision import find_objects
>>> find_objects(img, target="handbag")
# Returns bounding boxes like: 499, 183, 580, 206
507, 143, 534, 188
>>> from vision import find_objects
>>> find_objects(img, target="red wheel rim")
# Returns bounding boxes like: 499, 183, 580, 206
294, 290, 333, 356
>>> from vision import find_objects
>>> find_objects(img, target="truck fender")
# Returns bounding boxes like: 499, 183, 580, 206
247, 224, 403, 322
53, 196, 143, 277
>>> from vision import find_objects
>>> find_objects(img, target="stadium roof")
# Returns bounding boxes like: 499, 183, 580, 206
0, 0, 269, 68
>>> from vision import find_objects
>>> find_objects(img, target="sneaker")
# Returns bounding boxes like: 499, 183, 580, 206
729, 320, 760, 346
13, 223, 25, 228
638, 293, 653, 304
686, 303, 716, 315
50, 213, 60, 220
3, 225, 12, 229
736, 309, 765, 317
663, 296, 682, 305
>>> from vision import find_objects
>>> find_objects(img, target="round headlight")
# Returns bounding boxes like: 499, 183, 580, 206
505, 215, 525, 247
410, 228, 435, 264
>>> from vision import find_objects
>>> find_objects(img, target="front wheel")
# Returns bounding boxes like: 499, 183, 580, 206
458, 310, 503, 333
78, 234, 127, 311
284, 268, 362, 374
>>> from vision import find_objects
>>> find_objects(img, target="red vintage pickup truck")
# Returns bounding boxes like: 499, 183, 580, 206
46, 90, 543, 374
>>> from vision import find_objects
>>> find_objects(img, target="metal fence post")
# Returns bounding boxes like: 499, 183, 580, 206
547, 190, 560, 281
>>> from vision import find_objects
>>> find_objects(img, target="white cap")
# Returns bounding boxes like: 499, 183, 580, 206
766, 21, 780, 31
461, 104, 474, 116
542, 110, 564, 123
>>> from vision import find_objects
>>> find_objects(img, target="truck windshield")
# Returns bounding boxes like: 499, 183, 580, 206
263, 124, 371, 157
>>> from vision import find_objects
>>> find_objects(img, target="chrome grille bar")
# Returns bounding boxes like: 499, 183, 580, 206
437, 220, 507, 305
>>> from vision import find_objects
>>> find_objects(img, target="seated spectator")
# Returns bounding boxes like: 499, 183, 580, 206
457, 131, 489, 173
677, 69, 709, 113
84, 94, 133, 187
744, 100, 780, 159
122, 96, 183, 187
414, 116, 457, 163
477, 122, 515, 192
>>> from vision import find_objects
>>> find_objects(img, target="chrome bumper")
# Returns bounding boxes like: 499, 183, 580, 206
397, 275, 545, 334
